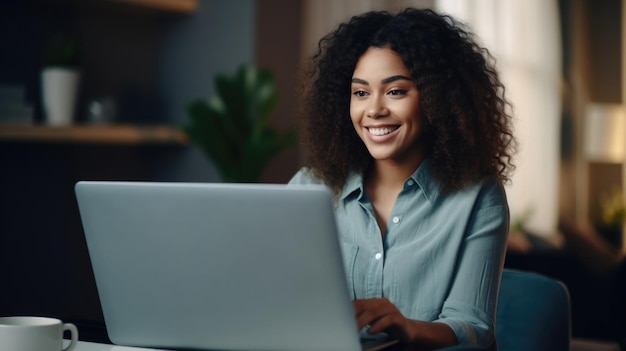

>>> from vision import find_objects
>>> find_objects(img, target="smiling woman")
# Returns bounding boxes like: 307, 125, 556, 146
349, 47, 425, 234
349, 47, 424, 172
289, 7, 516, 350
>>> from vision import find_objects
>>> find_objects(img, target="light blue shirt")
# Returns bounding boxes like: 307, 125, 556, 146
288, 160, 509, 348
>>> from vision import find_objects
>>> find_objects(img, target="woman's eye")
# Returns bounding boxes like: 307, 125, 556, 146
353, 91, 368, 97
388, 89, 407, 96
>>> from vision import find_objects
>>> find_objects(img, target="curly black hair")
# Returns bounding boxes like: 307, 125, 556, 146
297, 8, 516, 194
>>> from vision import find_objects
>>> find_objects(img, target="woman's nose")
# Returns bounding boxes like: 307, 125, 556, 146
366, 97, 389, 118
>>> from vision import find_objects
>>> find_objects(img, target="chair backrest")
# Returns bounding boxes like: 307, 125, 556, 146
495, 269, 571, 351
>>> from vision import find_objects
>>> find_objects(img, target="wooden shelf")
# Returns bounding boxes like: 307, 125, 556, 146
0, 124, 188, 145
103, 0, 198, 14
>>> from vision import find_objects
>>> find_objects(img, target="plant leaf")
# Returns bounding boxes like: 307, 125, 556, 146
183, 64, 296, 182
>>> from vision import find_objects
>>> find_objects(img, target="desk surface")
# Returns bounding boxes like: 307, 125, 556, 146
75, 340, 171, 351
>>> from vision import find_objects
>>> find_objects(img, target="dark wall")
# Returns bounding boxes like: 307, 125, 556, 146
255, 0, 303, 183
0, 0, 258, 342
587, 0, 622, 104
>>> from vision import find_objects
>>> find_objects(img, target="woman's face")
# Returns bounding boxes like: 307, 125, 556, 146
350, 47, 425, 165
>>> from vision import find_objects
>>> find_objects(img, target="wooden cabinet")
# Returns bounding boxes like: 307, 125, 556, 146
105, 0, 198, 14
0, 124, 187, 145
0, 0, 197, 144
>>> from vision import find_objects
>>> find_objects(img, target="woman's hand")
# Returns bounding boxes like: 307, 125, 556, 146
353, 298, 417, 342
353, 298, 458, 350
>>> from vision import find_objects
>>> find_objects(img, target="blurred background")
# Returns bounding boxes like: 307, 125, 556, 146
0, 0, 624, 348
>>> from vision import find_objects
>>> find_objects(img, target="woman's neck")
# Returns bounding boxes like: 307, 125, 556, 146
367, 155, 425, 189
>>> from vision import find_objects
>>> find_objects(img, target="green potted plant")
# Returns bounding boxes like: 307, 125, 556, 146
41, 32, 81, 126
183, 64, 297, 183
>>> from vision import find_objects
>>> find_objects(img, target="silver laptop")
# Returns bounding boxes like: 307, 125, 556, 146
75, 181, 396, 351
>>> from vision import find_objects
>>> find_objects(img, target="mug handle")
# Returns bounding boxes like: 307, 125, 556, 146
62, 323, 79, 351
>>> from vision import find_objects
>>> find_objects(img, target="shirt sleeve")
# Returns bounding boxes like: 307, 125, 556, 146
434, 181, 510, 347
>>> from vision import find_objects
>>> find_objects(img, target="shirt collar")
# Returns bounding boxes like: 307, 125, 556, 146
338, 159, 441, 204
339, 170, 364, 202
412, 159, 440, 203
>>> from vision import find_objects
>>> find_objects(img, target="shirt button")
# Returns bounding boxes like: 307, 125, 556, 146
407, 180, 415, 186
374, 253, 382, 260
392, 216, 400, 224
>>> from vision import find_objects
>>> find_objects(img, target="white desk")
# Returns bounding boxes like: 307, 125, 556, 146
74, 340, 172, 351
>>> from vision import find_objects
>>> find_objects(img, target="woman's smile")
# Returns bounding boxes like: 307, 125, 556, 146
367, 125, 400, 137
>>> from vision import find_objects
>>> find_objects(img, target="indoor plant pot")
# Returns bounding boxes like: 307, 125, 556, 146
40, 33, 81, 126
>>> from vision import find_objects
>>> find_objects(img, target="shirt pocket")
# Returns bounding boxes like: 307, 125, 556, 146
339, 242, 359, 299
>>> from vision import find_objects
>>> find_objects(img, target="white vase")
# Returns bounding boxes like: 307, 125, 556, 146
41, 67, 81, 126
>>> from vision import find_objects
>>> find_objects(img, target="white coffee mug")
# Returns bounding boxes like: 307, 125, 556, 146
0, 316, 78, 351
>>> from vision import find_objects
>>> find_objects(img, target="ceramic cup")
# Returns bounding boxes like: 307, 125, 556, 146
0, 316, 78, 351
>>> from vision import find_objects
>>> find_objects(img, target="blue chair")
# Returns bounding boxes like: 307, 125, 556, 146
495, 269, 571, 351
437, 269, 571, 351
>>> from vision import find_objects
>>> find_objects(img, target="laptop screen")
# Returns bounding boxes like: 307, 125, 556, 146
76, 181, 369, 351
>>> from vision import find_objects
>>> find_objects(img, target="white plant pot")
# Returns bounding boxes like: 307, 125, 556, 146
41, 67, 81, 126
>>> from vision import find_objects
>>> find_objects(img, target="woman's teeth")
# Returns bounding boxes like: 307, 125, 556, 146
368, 126, 399, 136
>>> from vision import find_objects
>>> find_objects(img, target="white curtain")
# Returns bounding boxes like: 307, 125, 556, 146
436, 0, 562, 237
